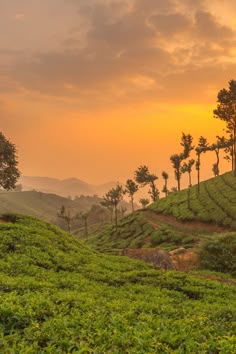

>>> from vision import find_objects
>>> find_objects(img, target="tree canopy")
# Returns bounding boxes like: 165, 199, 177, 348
0, 132, 20, 190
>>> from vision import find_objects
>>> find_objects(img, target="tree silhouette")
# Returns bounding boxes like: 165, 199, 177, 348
214, 80, 236, 176
0, 132, 20, 190
102, 184, 124, 230
139, 198, 150, 209
57, 205, 77, 233
135, 165, 159, 202
181, 159, 195, 187
79, 210, 91, 239
170, 153, 185, 192
209, 136, 228, 177
125, 179, 139, 212
195, 136, 209, 193
181, 132, 194, 158
161, 171, 169, 197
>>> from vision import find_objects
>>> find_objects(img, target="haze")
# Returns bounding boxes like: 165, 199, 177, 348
1, 0, 236, 185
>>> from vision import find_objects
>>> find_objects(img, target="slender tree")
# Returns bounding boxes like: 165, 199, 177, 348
0, 132, 20, 190
57, 205, 76, 233
161, 171, 169, 197
170, 153, 185, 192
209, 136, 228, 176
181, 159, 195, 187
100, 197, 114, 223
79, 210, 90, 240
214, 79, 236, 176
181, 132, 194, 158
125, 179, 139, 212
134, 165, 159, 202
195, 136, 209, 193
102, 184, 124, 230
139, 198, 150, 209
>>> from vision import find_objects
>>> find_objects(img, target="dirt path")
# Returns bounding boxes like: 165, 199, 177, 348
195, 274, 236, 287
141, 210, 231, 233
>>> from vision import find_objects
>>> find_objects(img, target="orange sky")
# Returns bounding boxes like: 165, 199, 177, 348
1, 0, 236, 187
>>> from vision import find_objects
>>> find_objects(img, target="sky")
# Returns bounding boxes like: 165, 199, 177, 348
1, 0, 236, 187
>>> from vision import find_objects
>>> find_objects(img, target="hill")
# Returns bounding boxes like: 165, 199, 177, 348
20, 175, 116, 197
150, 171, 236, 228
87, 172, 236, 256
0, 214, 235, 352
0, 191, 108, 229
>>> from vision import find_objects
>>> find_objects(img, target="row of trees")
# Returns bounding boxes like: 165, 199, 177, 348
101, 79, 236, 227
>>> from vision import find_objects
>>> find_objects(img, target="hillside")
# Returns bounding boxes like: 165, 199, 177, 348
0, 191, 109, 229
150, 171, 236, 228
87, 172, 236, 256
20, 176, 116, 197
0, 214, 235, 352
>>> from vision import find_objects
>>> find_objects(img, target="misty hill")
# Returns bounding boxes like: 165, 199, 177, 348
0, 190, 133, 232
0, 214, 235, 352
20, 175, 117, 197
87, 172, 236, 254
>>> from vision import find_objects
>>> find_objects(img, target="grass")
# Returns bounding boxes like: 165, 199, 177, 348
0, 214, 236, 352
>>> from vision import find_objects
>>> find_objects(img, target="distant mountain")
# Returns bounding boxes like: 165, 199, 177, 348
19, 176, 117, 197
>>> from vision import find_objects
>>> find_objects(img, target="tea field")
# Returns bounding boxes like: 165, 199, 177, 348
0, 214, 235, 352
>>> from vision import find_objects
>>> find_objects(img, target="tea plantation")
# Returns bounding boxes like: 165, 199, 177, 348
0, 214, 236, 352
150, 172, 236, 228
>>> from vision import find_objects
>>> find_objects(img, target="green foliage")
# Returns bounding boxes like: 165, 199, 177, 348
199, 234, 236, 276
0, 132, 20, 190
0, 215, 236, 352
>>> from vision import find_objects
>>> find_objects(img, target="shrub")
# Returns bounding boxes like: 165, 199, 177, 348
199, 234, 236, 275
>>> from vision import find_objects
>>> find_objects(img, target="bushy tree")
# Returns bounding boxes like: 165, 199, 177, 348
125, 179, 139, 212
181, 132, 194, 158
135, 165, 159, 202
0, 132, 20, 190
139, 198, 150, 209
214, 80, 236, 176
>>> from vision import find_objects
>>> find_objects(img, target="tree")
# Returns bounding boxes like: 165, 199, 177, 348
181, 132, 194, 158
134, 165, 159, 202
100, 197, 114, 223
57, 205, 77, 233
0, 132, 20, 190
170, 153, 185, 192
181, 159, 195, 187
209, 136, 228, 176
125, 179, 139, 212
161, 171, 169, 197
214, 80, 236, 176
195, 136, 209, 193
79, 210, 90, 239
139, 198, 150, 209
212, 163, 219, 177
102, 184, 124, 230
170, 133, 194, 192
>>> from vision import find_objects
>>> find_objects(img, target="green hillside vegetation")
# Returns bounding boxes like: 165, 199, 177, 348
87, 211, 203, 254
0, 214, 236, 352
149, 172, 236, 228
0, 191, 110, 230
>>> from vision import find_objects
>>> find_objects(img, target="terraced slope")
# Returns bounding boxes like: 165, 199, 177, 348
0, 214, 236, 352
150, 172, 236, 228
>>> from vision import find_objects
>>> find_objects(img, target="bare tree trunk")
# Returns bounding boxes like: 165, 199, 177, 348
188, 172, 192, 187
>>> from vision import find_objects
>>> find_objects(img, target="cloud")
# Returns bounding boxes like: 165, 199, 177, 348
1, 0, 236, 108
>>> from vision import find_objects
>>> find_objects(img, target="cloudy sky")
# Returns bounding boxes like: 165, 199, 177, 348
1, 0, 236, 185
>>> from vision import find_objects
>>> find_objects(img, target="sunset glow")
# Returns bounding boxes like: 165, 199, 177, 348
1, 0, 236, 186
